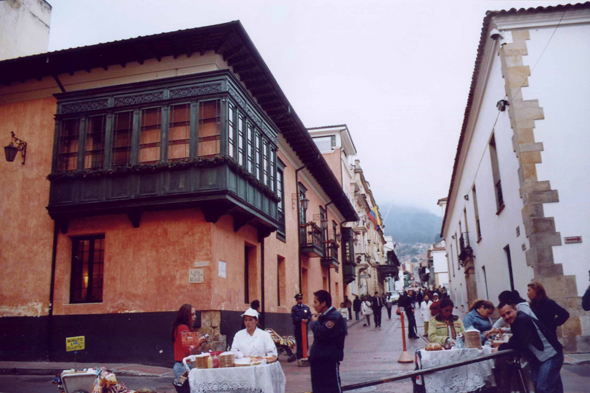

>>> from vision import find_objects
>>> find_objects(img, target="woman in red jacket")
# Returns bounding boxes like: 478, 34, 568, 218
172, 304, 207, 380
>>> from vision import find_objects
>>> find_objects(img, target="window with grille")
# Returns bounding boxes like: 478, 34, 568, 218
238, 115, 245, 166
112, 111, 133, 167
84, 115, 106, 169
198, 100, 220, 158
227, 103, 236, 160
58, 118, 80, 171
269, 148, 276, 192
139, 107, 162, 164
255, 131, 261, 180
247, 123, 254, 173
70, 235, 105, 303
168, 103, 191, 161
262, 141, 269, 186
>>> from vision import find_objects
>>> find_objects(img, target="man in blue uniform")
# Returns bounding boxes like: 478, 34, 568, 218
309, 290, 348, 393
291, 293, 311, 362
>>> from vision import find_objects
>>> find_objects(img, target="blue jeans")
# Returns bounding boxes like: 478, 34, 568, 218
531, 352, 564, 393
173, 361, 187, 379
355, 311, 360, 320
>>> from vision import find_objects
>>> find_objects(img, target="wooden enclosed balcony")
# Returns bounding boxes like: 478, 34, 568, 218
47, 71, 280, 236
321, 240, 340, 269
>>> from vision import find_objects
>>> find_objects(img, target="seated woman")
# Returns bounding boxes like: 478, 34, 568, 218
231, 308, 278, 357
463, 299, 495, 344
428, 298, 465, 346
172, 304, 207, 380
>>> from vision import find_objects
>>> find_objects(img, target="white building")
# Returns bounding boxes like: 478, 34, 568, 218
0, 0, 52, 61
441, 3, 590, 352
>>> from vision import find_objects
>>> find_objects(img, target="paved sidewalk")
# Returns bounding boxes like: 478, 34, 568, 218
0, 306, 587, 393
0, 361, 173, 377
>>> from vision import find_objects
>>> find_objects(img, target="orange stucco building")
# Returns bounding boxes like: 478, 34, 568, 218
0, 22, 357, 365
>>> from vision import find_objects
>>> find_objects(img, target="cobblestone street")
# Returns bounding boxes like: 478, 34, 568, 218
282, 309, 426, 392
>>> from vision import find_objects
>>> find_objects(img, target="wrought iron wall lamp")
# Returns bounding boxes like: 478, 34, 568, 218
4, 132, 27, 165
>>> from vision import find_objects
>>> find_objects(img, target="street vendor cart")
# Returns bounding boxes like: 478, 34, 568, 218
180, 353, 286, 393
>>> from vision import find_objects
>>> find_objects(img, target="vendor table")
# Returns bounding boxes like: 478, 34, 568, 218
188, 361, 286, 393
418, 347, 496, 393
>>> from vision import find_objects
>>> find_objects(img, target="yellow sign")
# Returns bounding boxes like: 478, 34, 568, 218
66, 336, 85, 352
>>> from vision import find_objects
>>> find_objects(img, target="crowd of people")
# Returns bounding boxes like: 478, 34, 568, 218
168, 278, 590, 393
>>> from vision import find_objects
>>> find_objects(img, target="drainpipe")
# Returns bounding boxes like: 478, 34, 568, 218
47, 222, 59, 361
295, 165, 306, 292
260, 238, 265, 328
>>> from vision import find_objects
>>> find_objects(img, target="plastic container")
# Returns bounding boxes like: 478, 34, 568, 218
60, 369, 98, 393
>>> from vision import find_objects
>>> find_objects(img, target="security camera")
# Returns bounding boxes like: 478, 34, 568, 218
490, 28, 503, 40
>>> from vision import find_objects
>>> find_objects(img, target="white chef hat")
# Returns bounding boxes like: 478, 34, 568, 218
241, 308, 259, 319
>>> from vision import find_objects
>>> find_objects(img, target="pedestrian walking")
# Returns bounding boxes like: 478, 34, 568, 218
384, 292, 394, 319
420, 294, 432, 336
398, 290, 419, 339
344, 296, 352, 320
372, 291, 383, 327
353, 295, 362, 320
309, 290, 347, 393
527, 282, 570, 337
417, 289, 424, 307
492, 301, 564, 393
291, 293, 310, 362
338, 302, 350, 321
361, 295, 373, 327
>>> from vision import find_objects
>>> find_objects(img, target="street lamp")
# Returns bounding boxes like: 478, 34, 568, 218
4, 132, 27, 165
300, 197, 309, 211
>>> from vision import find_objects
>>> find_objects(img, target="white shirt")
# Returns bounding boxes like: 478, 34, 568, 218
361, 301, 373, 315
420, 300, 432, 321
231, 328, 277, 357
339, 307, 349, 320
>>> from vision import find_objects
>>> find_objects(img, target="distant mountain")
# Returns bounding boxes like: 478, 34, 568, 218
381, 204, 443, 245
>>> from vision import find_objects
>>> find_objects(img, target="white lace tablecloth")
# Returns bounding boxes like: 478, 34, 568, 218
419, 347, 495, 393
189, 362, 286, 393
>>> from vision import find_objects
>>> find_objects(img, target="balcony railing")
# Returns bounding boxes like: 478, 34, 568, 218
321, 239, 340, 269
300, 222, 324, 258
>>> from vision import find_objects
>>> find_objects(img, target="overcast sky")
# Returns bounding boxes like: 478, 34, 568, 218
46, 0, 565, 215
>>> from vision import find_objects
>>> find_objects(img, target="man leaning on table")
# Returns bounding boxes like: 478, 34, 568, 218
492, 301, 564, 393
309, 289, 347, 393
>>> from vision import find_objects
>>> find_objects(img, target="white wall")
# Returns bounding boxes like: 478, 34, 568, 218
443, 39, 534, 309
432, 249, 449, 287
0, 0, 51, 61
522, 23, 590, 296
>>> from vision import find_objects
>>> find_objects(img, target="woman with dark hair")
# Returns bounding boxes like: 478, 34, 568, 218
492, 290, 537, 329
527, 282, 569, 335
463, 299, 495, 343
428, 298, 465, 345
172, 304, 207, 379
